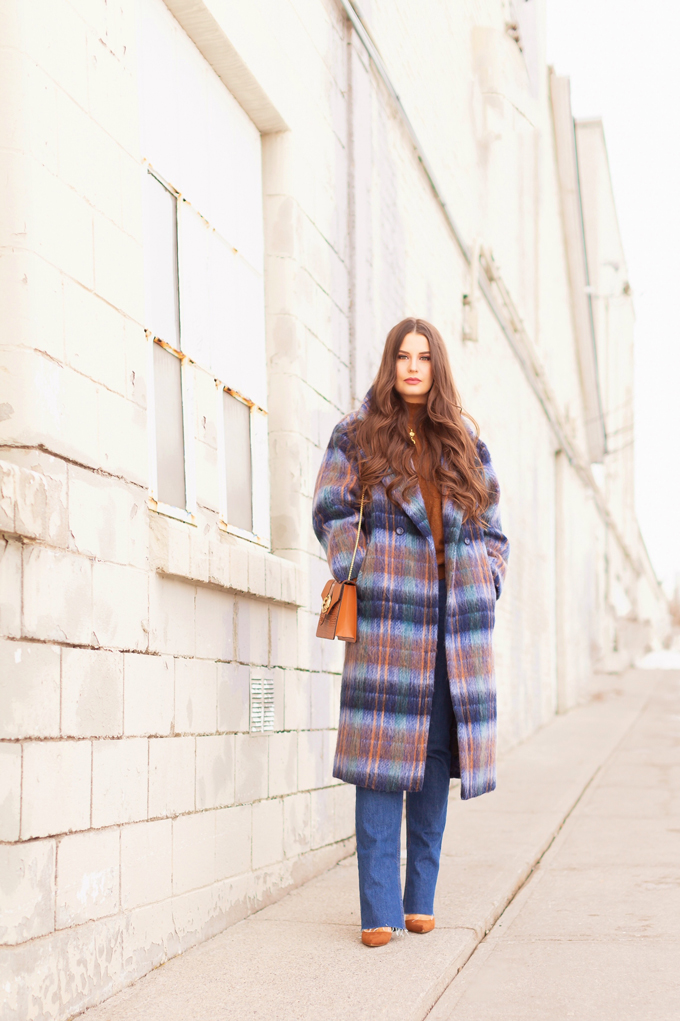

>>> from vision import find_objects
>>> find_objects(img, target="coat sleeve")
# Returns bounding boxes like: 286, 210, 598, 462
312, 420, 367, 582
477, 438, 510, 600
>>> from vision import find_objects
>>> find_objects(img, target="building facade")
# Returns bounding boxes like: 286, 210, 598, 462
0, 0, 669, 1017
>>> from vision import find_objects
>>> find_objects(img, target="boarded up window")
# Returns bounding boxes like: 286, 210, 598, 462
223, 391, 252, 532
153, 343, 186, 508
142, 171, 180, 349
139, 0, 269, 541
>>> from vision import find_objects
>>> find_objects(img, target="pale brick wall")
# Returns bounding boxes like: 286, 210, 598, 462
0, 0, 668, 1018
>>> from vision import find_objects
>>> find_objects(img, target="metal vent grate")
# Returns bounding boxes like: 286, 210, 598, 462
250, 677, 275, 732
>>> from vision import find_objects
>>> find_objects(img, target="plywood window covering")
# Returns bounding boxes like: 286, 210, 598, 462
152, 342, 186, 509
143, 169, 191, 515
138, 0, 269, 543
142, 170, 180, 349
222, 391, 253, 533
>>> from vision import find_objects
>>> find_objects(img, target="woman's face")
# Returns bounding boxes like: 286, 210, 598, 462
394, 332, 432, 403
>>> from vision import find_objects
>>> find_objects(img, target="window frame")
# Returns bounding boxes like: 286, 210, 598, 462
142, 163, 268, 543
216, 383, 270, 548
142, 163, 196, 525
147, 335, 197, 526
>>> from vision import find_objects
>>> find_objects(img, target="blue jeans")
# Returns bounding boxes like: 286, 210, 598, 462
355, 579, 454, 929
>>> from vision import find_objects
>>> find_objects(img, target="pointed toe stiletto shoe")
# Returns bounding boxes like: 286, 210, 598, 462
361, 926, 393, 947
404, 914, 435, 934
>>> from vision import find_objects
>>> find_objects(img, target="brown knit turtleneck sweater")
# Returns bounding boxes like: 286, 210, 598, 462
406, 402, 445, 579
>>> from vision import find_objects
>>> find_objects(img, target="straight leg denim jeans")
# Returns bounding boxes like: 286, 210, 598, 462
355, 579, 454, 929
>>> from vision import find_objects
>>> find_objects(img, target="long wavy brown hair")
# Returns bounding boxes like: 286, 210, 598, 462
349, 318, 491, 525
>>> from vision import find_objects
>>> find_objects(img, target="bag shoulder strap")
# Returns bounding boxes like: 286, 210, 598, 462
346, 490, 365, 583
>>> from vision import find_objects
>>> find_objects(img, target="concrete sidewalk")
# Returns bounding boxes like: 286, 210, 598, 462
429, 668, 680, 1021
78, 671, 659, 1021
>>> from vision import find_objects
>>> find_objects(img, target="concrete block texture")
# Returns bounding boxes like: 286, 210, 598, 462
235, 598, 269, 666
22, 545, 93, 645
234, 734, 268, 804
0, 915, 124, 1021
62, 276, 127, 394
0, 458, 68, 546
196, 735, 234, 810
97, 386, 148, 486
121, 900, 178, 985
0, 465, 15, 534
0, 539, 27, 633
269, 605, 298, 669
215, 805, 252, 880
252, 798, 283, 870
91, 738, 148, 828
0, 640, 60, 738
0, 744, 21, 841
283, 669, 311, 731
17, 468, 68, 547
310, 786, 335, 850
123, 653, 174, 736
0, 244, 63, 361
21, 740, 91, 839
68, 465, 148, 569
217, 661, 250, 733
56, 827, 120, 928
282, 791, 311, 859
149, 575, 196, 657
121, 819, 172, 910
174, 658, 217, 734
310, 672, 335, 730
268, 731, 298, 798
92, 562, 149, 651
172, 811, 215, 895
297, 729, 326, 791
194, 586, 234, 661
0, 839, 55, 945
332, 783, 355, 843
148, 737, 195, 819
61, 648, 124, 738
8, 0, 90, 109
93, 212, 144, 321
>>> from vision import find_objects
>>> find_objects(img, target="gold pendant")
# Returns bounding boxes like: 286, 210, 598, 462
409, 428, 416, 445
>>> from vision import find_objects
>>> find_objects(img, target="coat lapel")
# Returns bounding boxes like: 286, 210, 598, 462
382, 462, 465, 543
442, 494, 464, 548
383, 474, 432, 538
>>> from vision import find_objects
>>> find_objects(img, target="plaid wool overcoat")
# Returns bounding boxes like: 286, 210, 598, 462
312, 397, 509, 800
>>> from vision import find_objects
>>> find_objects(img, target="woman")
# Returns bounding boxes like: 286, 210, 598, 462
312, 318, 509, 947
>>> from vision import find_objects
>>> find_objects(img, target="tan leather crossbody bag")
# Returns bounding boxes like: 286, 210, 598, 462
316, 493, 365, 643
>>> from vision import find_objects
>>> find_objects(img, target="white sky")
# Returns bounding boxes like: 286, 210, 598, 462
546, 0, 680, 597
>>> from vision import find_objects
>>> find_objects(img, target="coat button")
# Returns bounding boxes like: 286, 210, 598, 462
396, 526, 405, 535
464, 537, 471, 545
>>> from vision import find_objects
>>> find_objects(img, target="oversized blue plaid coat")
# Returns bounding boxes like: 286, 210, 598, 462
312, 398, 509, 800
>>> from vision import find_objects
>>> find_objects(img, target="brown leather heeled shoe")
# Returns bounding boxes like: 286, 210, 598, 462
405, 914, 435, 934
361, 926, 392, 947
